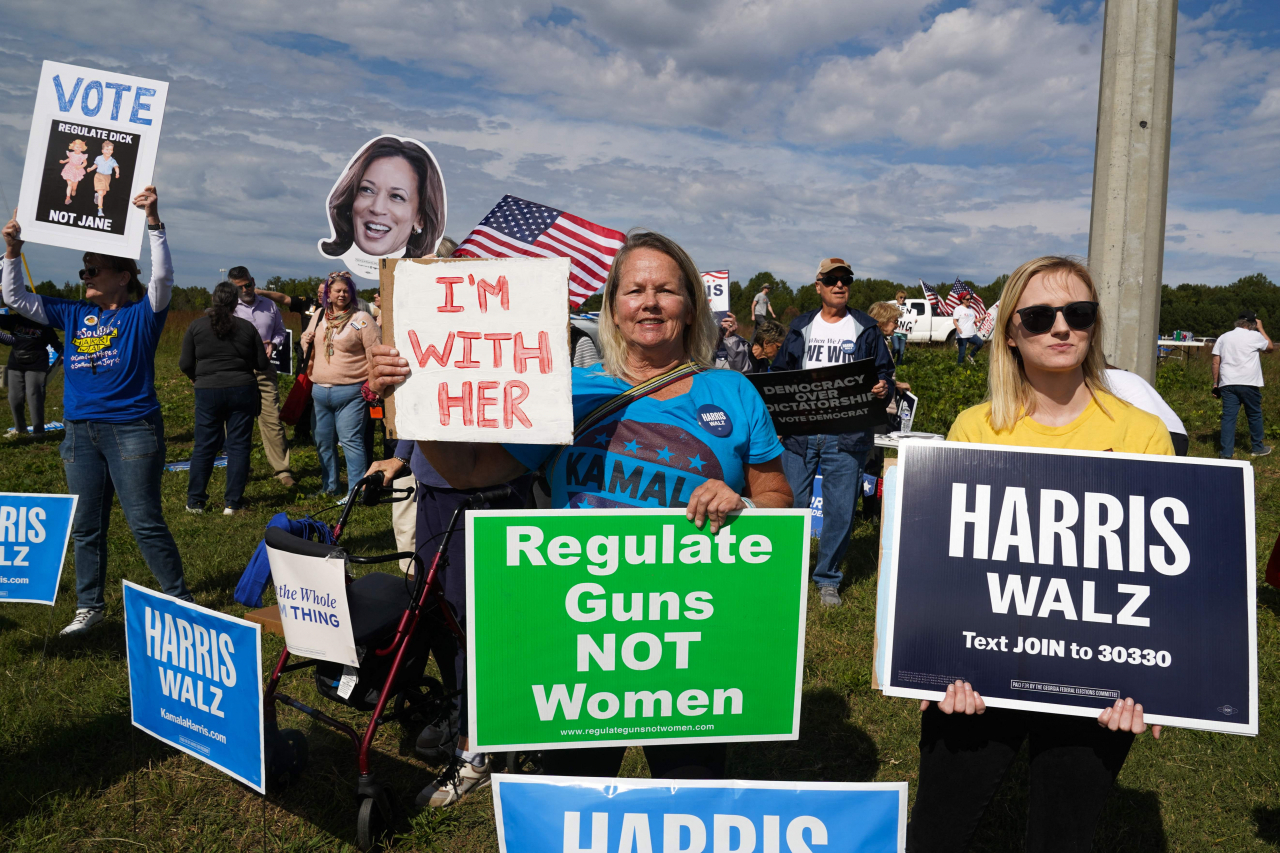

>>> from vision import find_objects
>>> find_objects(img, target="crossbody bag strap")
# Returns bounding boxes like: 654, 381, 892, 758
539, 361, 705, 484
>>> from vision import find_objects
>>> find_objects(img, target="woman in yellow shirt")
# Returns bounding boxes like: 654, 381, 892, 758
907, 256, 1170, 853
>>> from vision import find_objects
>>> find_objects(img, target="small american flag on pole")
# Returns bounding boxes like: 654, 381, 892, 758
919, 279, 952, 316
453, 195, 626, 307
944, 278, 987, 318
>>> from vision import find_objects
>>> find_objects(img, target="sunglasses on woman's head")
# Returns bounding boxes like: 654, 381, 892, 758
1015, 301, 1099, 334
821, 274, 853, 287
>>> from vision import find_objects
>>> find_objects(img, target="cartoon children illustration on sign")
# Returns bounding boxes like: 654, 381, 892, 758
88, 141, 120, 217
59, 139, 88, 205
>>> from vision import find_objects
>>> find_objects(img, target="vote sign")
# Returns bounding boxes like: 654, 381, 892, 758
748, 360, 889, 436
467, 509, 810, 751
881, 441, 1257, 734
492, 776, 906, 853
124, 581, 266, 792
18, 61, 168, 258
0, 492, 76, 605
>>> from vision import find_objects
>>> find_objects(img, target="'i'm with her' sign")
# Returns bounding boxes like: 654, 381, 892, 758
383, 256, 573, 444
880, 440, 1257, 735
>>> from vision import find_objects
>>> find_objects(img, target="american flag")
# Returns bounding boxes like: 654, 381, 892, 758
453, 195, 626, 307
944, 278, 987, 318
978, 299, 1000, 337
919, 279, 951, 316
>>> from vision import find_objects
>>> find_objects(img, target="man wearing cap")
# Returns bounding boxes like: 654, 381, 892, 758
752, 282, 776, 326
1212, 310, 1274, 458
772, 258, 894, 606
228, 266, 297, 488
952, 293, 984, 365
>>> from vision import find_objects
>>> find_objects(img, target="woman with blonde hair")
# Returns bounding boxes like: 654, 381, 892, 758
366, 229, 792, 808
907, 256, 1172, 853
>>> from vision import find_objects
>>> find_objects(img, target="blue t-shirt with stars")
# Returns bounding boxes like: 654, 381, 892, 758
505, 366, 783, 509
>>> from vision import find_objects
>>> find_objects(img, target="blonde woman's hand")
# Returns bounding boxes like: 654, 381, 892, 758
920, 680, 985, 715
1097, 698, 1162, 739
685, 479, 746, 534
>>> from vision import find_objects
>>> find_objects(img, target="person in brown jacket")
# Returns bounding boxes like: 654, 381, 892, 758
300, 271, 379, 501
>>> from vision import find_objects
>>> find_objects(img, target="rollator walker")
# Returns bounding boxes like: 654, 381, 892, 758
261, 473, 516, 850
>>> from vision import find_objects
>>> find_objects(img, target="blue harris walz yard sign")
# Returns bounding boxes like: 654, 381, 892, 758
493, 776, 907, 853
124, 581, 265, 792
881, 440, 1257, 735
0, 492, 76, 605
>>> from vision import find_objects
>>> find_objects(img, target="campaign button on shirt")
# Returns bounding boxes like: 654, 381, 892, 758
697, 404, 733, 437
840, 340, 855, 356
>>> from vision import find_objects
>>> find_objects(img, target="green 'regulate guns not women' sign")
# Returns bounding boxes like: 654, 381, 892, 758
466, 509, 811, 751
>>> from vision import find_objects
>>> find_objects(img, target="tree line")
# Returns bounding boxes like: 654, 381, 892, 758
25, 270, 1275, 338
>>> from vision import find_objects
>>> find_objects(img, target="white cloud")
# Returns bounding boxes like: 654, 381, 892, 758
787, 2, 1102, 147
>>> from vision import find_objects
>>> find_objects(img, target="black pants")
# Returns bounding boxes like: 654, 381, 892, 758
188, 384, 259, 509
907, 706, 1134, 853
8, 368, 47, 434
1171, 432, 1189, 457
414, 479, 530, 738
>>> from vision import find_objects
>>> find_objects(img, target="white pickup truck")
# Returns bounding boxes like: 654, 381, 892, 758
894, 298, 971, 344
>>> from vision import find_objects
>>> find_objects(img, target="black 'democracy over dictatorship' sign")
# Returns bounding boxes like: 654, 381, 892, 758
748, 359, 889, 436
881, 440, 1257, 735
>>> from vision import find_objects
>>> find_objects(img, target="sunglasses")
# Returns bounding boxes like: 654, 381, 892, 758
79, 266, 101, 280
1015, 301, 1099, 334
821, 274, 853, 287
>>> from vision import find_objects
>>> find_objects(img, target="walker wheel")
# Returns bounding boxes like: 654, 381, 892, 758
356, 788, 395, 852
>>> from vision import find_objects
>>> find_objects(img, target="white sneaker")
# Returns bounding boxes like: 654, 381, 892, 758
415, 755, 490, 808
60, 608, 105, 636
415, 709, 460, 760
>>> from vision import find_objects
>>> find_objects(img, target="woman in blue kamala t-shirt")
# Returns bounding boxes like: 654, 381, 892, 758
367, 231, 791, 808
2, 187, 191, 638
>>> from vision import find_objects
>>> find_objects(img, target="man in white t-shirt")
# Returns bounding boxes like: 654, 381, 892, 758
1213, 311, 1274, 458
771, 258, 894, 607
952, 294, 983, 365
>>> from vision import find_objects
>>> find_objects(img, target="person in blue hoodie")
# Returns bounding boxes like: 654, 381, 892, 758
772, 257, 894, 606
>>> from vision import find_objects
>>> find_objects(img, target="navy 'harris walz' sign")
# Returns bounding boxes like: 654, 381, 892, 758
881, 440, 1257, 735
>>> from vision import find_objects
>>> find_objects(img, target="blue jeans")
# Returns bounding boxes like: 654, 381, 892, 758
957, 335, 985, 364
60, 413, 190, 610
1220, 385, 1264, 457
891, 335, 906, 365
781, 434, 870, 589
313, 383, 367, 495
189, 384, 259, 509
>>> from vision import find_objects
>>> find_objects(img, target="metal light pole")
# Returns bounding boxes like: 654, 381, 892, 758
1087, 0, 1177, 382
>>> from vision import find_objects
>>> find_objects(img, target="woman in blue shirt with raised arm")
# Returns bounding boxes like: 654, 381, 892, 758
2, 188, 192, 637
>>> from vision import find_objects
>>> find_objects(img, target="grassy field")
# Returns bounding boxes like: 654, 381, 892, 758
0, 317, 1277, 852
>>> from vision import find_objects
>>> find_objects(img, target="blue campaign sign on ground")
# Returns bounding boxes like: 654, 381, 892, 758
123, 581, 265, 792
493, 776, 906, 853
882, 441, 1257, 735
0, 492, 76, 605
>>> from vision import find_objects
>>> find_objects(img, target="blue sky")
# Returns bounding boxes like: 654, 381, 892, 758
3, 0, 1279, 292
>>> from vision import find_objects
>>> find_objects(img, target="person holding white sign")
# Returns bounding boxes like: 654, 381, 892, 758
2, 189, 192, 636
907, 256, 1171, 853
369, 230, 792, 807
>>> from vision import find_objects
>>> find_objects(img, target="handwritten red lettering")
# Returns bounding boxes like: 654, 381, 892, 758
438, 382, 474, 426
454, 331, 482, 368
468, 274, 510, 313
476, 381, 501, 428
512, 331, 553, 374
504, 380, 532, 428
437, 277, 465, 313
484, 332, 513, 367
409, 330, 455, 367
